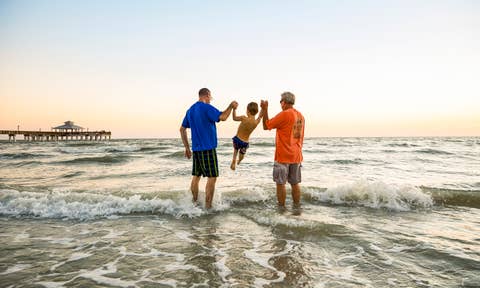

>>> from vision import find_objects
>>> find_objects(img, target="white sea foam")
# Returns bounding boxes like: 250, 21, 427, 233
369, 244, 383, 251
221, 186, 270, 204
0, 189, 204, 220
165, 263, 205, 273
37, 236, 76, 245
0, 264, 32, 275
78, 262, 137, 288
306, 180, 433, 211
214, 248, 232, 285
102, 229, 126, 239
175, 231, 197, 243
119, 246, 186, 262
35, 281, 68, 288
247, 210, 331, 232
50, 252, 93, 271
14, 231, 29, 241
244, 241, 286, 285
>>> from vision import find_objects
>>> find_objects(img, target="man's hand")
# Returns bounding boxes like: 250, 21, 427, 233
180, 126, 191, 158
261, 100, 269, 130
184, 148, 192, 159
220, 101, 238, 121
260, 100, 268, 110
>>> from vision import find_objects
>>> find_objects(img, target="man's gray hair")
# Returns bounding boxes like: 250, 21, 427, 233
281, 92, 295, 104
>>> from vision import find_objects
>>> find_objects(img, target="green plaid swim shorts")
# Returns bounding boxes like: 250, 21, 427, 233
192, 149, 219, 177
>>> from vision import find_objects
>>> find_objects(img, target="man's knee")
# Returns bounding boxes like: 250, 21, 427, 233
207, 177, 217, 184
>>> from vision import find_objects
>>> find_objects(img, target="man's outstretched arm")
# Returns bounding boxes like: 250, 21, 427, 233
219, 101, 238, 121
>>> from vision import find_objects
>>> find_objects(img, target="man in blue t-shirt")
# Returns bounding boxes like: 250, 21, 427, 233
180, 88, 238, 209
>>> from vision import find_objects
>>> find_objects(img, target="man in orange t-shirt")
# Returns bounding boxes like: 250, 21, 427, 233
261, 92, 305, 207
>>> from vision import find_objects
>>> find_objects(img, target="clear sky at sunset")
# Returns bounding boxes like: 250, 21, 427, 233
1, 0, 479, 138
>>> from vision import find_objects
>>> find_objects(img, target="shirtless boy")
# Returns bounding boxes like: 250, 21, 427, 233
231, 102, 263, 170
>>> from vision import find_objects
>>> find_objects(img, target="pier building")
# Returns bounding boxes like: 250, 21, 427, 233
0, 121, 111, 142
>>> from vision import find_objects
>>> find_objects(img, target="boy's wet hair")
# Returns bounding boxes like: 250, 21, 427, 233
247, 102, 259, 115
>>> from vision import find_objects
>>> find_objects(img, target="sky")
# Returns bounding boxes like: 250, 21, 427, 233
1, 0, 479, 138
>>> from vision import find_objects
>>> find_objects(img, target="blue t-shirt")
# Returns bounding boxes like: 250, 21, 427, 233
181, 101, 222, 151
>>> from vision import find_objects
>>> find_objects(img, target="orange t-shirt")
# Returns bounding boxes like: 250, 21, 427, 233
266, 108, 305, 163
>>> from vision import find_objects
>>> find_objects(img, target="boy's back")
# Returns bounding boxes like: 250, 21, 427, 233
236, 116, 260, 142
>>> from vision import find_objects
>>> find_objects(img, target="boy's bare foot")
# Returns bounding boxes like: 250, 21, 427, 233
230, 161, 236, 170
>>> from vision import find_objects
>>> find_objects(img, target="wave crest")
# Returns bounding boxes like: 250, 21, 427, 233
0, 189, 203, 220
305, 180, 433, 211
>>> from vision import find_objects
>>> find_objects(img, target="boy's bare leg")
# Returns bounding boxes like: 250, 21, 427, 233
205, 177, 217, 209
276, 184, 287, 207
237, 152, 245, 164
190, 176, 201, 203
231, 149, 238, 170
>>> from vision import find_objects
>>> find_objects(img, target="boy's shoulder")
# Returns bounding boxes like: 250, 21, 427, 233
242, 115, 256, 121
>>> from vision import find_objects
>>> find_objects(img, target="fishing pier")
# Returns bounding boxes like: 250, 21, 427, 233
1, 121, 111, 142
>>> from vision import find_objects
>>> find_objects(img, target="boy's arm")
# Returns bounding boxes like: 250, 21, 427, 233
232, 108, 244, 121
179, 126, 192, 159
255, 109, 264, 125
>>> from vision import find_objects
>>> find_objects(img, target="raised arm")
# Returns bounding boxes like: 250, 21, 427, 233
219, 101, 238, 121
232, 107, 244, 121
179, 126, 192, 159
260, 100, 269, 130
255, 108, 264, 125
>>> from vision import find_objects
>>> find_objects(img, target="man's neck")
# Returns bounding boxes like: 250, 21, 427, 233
198, 97, 209, 104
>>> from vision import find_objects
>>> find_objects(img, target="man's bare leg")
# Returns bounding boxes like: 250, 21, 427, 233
191, 176, 201, 203
291, 183, 301, 207
276, 184, 287, 207
205, 177, 217, 209
231, 149, 238, 170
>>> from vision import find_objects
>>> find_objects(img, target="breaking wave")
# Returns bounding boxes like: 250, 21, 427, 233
305, 180, 434, 211
1, 181, 478, 221
0, 189, 204, 220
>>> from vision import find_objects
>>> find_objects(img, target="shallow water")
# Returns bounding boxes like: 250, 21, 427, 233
1, 137, 479, 287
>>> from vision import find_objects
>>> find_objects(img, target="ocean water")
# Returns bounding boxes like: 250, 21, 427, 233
0, 137, 479, 287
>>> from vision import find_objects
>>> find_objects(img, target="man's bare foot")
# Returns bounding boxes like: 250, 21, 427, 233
230, 161, 236, 170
